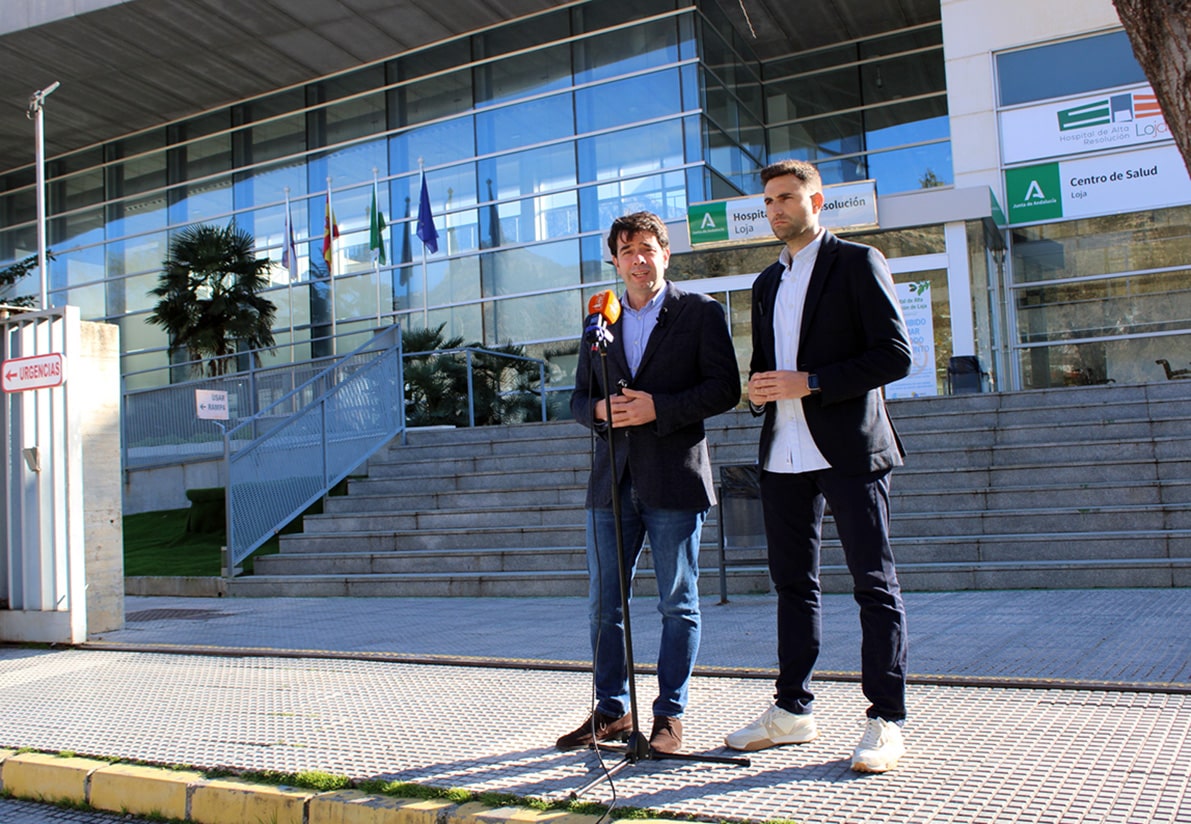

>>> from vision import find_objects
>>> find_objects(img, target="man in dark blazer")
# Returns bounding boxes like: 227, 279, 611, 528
723, 160, 913, 773
558, 211, 740, 755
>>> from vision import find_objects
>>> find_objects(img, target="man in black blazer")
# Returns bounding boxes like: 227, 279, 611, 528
723, 160, 913, 773
558, 211, 740, 755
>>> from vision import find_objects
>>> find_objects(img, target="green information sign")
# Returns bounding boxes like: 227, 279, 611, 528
687, 202, 729, 245
1005, 163, 1063, 223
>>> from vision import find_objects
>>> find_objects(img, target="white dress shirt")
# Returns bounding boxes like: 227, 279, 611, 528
764, 229, 832, 474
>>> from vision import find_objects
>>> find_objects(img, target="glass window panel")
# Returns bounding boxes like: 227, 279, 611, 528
1018, 335, 1189, 389
482, 190, 578, 247
477, 94, 574, 155
860, 50, 946, 109
390, 116, 476, 172
323, 138, 387, 193
427, 256, 482, 315
237, 158, 306, 215
767, 66, 862, 121
577, 119, 685, 185
59, 282, 105, 319
418, 300, 483, 343
325, 92, 386, 148
53, 168, 104, 214
108, 193, 167, 238
865, 99, 949, 151
575, 16, 680, 85
486, 239, 579, 296
1011, 207, 1191, 283
583, 169, 688, 231
491, 290, 578, 343
107, 134, 167, 198
477, 42, 571, 107
478, 144, 578, 211
171, 177, 233, 225
396, 39, 472, 84
867, 141, 953, 194
997, 30, 1145, 107
0, 225, 36, 276
241, 112, 306, 166
50, 206, 104, 251
575, 69, 682, 134
52, 244, 105, 290
118, 270, 165, 315
1016, 270, 1191, 343
767, 113, 864, 165
392, 70, 473, 128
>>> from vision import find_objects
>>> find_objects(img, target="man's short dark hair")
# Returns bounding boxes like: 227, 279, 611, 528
761, 160, 822, 189
607, 211, 670, 258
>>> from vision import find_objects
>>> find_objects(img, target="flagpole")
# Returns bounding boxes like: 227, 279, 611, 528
283, 187, 295, 363
373, 168, 382, 328
419, 158, 428, 330
326, 176, 336, 355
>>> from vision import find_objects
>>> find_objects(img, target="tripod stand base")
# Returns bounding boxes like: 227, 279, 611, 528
567, 741, 751, 800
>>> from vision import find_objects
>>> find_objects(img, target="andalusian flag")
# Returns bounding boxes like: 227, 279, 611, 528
369, 182, 387, 266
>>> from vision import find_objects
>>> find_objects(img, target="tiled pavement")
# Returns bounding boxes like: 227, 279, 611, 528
0, 588, 1188, 823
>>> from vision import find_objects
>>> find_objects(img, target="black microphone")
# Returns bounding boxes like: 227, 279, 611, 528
657, 307, 668, 328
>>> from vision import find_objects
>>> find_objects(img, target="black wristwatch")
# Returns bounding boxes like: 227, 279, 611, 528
807, 373, 821, 394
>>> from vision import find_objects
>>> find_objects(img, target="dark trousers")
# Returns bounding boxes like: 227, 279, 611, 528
760, 467, 908, 722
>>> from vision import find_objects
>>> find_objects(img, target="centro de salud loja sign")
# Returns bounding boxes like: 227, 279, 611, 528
687, 180, 878, 248
1, 352, 66, 393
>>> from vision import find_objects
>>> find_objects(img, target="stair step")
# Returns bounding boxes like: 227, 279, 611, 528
241, 382, 1191, 596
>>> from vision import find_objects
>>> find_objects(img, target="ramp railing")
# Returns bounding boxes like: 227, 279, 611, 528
222, 326, 404, 572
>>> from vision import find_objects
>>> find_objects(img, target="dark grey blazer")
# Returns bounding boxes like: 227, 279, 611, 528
749, 230, 912, 475
572, 281, 741, 511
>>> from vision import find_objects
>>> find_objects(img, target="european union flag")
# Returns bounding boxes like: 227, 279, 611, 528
416, 171, 439, 255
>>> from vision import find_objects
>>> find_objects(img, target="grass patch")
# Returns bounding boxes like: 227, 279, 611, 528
123, 478, 350, 577
122, 508, 280, 577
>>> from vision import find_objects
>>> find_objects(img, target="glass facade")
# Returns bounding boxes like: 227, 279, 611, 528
0, 0, 952, 395
997, 30, 1191, 389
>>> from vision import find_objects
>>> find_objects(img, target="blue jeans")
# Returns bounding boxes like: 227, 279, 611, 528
586, 482, 706, 719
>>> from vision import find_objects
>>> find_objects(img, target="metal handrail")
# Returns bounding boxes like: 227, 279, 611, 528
222, 326, 405, 572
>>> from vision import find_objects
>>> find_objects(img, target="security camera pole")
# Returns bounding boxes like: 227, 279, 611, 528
27, 81, 61, 310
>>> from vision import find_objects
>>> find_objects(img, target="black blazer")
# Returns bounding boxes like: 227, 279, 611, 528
572, 281, 741, 510
749, 230, 912, 475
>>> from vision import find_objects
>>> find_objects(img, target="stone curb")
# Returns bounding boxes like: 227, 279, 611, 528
0, 749, 684, 824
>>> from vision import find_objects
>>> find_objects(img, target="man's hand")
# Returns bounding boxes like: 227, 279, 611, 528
748, 370, 813, 404
599, 387, 657, 427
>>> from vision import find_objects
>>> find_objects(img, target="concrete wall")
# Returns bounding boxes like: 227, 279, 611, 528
124, 459, 222, 515
942, 0, 1124, 194
81, 320, 124, 633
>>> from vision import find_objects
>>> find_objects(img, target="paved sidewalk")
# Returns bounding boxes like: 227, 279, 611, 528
0, 588, 1188, 824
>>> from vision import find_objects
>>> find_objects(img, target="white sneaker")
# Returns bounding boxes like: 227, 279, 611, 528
851, 717, 905, 773
724, 704, 819, 751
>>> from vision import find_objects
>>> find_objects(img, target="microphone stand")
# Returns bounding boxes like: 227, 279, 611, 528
568, 320, 749, 801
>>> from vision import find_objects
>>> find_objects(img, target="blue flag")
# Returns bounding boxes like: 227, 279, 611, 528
416, 171, 439, 254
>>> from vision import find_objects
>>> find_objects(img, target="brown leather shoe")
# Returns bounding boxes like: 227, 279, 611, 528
649, 715, 683, 754
555, 710, 633, 750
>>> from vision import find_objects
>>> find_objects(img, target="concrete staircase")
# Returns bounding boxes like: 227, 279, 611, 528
228, 381, 1191, 597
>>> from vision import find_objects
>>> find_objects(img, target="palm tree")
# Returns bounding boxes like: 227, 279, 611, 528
148, 223, 277, 376
402, 324, 546, 426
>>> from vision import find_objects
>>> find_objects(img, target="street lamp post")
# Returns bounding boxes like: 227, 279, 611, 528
27, 81, 61, 310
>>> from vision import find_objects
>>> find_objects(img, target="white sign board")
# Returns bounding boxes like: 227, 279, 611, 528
1000, 84, 1169, 165
1004, 143, 1191, 224
886, 282, 937, 399
195, 389, 229, 420
688, 180, 878, 247
1, 352, 66, 393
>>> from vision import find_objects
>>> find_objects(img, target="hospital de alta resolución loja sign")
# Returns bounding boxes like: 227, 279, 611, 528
687, 180, 878, 247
